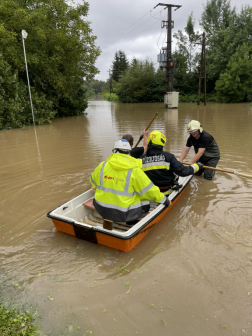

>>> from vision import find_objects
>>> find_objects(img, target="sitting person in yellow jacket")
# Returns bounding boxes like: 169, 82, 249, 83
90, 139, 170, 224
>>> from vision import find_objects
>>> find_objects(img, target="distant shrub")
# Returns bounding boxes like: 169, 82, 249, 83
179, 93, 218, 103
103, 93, 120, 102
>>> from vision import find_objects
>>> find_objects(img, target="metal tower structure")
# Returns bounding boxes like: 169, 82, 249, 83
156, 3, 181, 93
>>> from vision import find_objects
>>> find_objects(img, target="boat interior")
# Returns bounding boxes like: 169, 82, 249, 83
49, 175, 192, 235
52, 189, 161, 233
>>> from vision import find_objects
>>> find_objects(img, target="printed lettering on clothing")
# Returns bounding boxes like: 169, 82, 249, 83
104, 175, 114, 180
104, 175, 124, 182
142, 154, 165, 164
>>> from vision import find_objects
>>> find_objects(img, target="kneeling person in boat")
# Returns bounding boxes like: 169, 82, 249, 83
142, 130, 203, 195
90, 139, 170, 224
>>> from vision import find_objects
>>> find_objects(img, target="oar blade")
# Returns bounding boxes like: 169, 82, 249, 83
235, 171, 252, 178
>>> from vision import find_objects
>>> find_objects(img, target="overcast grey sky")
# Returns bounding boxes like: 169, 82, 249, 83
86, 0, 250, 81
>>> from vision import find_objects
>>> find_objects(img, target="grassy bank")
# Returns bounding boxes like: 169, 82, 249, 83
0, 303, 42, 336
103, 92, 120, 102
102, 92, 218, 103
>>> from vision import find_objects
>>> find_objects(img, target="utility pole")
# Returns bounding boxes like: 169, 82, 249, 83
204, 33, 206, 106
107, 69, 112, 94
197, 32, 206, 106
155, 3, 181, 92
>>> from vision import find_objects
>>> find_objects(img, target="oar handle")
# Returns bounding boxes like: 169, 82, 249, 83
134, 112, 158, 148
181, 162, 235, 174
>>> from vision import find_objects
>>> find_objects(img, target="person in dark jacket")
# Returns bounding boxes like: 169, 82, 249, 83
122, 130, 149, 159
141, 130, 203, 195
179, 120, 220, 180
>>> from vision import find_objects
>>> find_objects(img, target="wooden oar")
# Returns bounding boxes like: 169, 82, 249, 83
134, 112, 158, 148
181, 162, 252, 179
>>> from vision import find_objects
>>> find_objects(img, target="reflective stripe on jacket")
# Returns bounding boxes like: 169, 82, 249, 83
90, 153, 166, 222
142, 144, 196, 187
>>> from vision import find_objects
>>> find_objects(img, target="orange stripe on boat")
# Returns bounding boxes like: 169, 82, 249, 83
52, 219, 75, 236
96, 184, 188, 251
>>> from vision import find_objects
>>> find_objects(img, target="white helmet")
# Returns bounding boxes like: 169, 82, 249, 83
187, 120, 203, 133
113, 139, 131, 153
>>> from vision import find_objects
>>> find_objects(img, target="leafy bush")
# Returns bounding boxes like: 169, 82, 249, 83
117, 60, 166, 103
0, 0, 100, 128
103, 93, 120, 102
215, 43, 252, 103
179, 92, 218, 103
0, 303, 41, 336
0, 54, 55, 129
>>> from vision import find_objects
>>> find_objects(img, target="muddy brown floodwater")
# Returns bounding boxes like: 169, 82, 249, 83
0, 100, 252, 336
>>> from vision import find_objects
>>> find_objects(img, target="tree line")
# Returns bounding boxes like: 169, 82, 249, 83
1, 0, 251, 130
0, 0, 100, 129
95, 0, 252, 104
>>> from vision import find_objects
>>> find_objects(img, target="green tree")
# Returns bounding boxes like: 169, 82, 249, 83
0, 53, 55, 129
84, 79, 106, 97
200, 0, 235, 81
117, 59, 165, 103
200, 0, 235, 37
172, 50, 196, 94
112, 50, 129, 82
215, 43, 252, 102
144, 69, 166, 102
198, 0, 252, 99
172, 13, 200, 94
173, 13, 200, 74
201, 2, 252, 95
0, 0, 100, 128
91, 80, 106, 94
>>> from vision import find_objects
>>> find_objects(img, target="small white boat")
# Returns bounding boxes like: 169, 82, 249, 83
47, 175, 193, 251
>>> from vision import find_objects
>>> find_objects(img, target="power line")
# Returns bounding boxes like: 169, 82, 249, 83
161, 33, 167, 49
100, 11, 150, 50
102, 20, 160, 56
156, 28, 164, 50
157, 9, 170, 50
159, 10, 166, 20
101, 8, 166, 50
149, 8, 166, 21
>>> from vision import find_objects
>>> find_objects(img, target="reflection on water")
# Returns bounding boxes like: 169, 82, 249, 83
0, 100, 252, 335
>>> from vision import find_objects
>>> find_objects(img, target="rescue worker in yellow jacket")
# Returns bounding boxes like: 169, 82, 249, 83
90, 139, 170, 224
142, 130, 203, 195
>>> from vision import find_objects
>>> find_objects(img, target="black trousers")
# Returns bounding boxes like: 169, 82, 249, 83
195, 157, 220, 180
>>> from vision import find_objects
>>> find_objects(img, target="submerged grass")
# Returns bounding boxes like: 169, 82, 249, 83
0, 303, 42, 336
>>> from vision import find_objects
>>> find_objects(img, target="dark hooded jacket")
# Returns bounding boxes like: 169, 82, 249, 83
141, 144, 196, 187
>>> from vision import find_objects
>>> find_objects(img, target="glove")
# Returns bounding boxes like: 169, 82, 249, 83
164, 197, 171, 207
196, 162, 204, 171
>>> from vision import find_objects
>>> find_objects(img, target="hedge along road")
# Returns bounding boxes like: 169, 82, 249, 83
0, 99, 252, 335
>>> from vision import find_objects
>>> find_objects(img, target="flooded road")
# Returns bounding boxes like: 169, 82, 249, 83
0, 99, 252, 335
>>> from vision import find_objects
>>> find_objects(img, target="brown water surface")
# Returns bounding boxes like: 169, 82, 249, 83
1, 100, 252, 335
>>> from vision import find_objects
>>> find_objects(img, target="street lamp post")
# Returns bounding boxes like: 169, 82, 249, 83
21, 29, 35, 125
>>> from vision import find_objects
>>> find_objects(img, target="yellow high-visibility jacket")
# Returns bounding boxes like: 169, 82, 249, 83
90, 153, 166, 222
